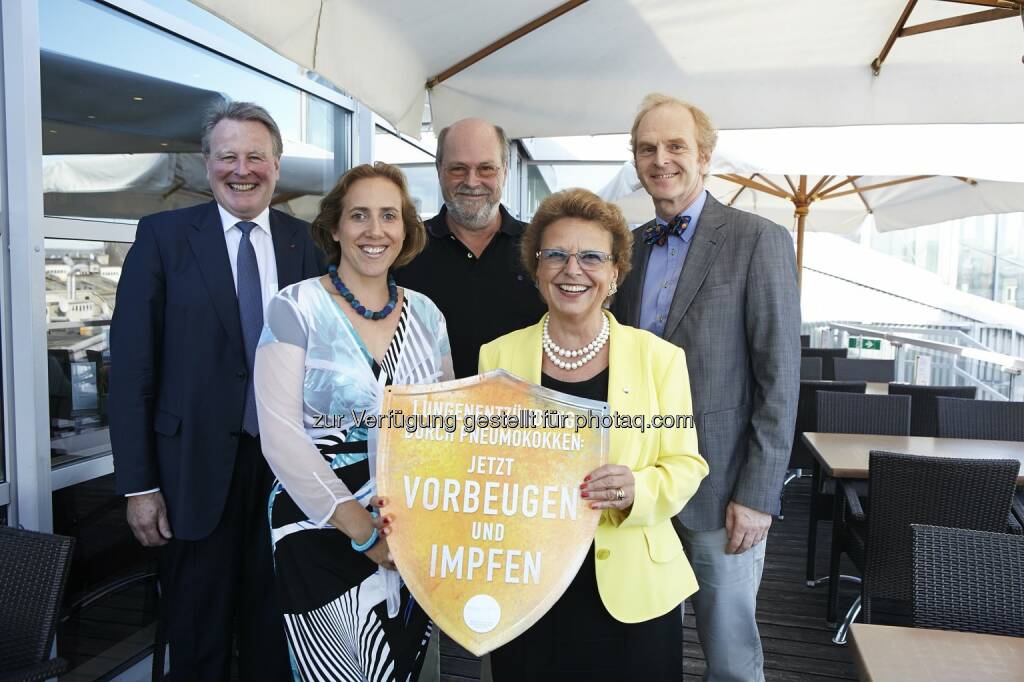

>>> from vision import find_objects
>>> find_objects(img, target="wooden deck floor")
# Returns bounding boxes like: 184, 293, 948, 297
440, 476, 861, 681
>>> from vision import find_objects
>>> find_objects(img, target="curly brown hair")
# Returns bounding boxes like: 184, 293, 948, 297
521, 188, 633, 285
311, 162, 426, 269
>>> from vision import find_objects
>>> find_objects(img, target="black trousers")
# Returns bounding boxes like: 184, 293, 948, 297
158, 434, 291, 681
490, 546, 683, 681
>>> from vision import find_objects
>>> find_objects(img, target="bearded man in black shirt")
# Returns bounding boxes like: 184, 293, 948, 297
395, 118, 545, 377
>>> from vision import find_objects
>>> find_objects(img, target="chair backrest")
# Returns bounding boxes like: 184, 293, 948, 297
833, 358, 896, 383
863, 451, 1019, 606
911, 524, 1024, 637
800, 357, 822, 380
790, 380, 867, 469
0, 527, 75, 671
887, 384, 978, 437
800, 348, 849, 380
936, 397, 1024, 442
800, 334, 811, 348
816, 392, 911, 436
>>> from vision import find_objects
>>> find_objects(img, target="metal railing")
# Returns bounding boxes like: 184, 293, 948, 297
806, 322, 1023, 401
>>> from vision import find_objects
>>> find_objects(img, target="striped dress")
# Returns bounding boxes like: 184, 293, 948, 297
254, 278, 453, 681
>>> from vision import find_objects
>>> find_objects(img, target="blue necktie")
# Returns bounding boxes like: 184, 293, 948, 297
236, 221, 263, 436
643, 214, 691, 247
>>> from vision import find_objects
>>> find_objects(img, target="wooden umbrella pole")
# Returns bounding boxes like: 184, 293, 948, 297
795, 203, 809, 291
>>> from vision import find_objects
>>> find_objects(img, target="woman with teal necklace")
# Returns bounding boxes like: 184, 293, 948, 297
254, 162, 454, 681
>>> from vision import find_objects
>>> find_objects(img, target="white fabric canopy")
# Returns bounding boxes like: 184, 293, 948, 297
193, 0, 1024, 137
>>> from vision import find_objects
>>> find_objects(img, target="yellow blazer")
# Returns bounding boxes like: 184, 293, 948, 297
479, 311, 708, 623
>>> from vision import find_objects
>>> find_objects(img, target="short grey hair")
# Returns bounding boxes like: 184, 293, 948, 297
201, 100, 284, 159
435, 122, 510, 171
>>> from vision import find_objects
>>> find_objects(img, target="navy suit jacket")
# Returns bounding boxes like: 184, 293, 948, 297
109, 201, 323, 540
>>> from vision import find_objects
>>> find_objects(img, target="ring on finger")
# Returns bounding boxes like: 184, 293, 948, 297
615, 487, 625, 501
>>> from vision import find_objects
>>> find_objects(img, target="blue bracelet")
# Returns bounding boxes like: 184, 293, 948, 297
351, 511, 380, 553
351, 528, 379, 553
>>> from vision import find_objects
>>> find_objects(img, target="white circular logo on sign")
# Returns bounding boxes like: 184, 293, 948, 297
463, 594, 501, 633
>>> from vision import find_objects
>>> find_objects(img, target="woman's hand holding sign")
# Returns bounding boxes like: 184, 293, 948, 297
580, 464, 635, 511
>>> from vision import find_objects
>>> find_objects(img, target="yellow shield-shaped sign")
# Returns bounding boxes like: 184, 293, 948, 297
375, 369, 608, 656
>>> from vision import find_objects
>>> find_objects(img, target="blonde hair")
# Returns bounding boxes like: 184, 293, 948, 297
629, 93, 718, 159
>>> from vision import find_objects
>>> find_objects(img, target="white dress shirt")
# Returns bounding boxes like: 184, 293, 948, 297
218, 204, 279, 315
126, 204, 279, 498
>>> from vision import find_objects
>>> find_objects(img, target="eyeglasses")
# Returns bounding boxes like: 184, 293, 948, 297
443, 163, 501, 179
536, 248, 614, 270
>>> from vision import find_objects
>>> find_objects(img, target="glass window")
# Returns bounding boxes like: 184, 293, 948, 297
524, 163, 621, 219
997, 213, 1024, 264
997, 259, 1023, 309
46, 239, 122, 468
959, 215, 997, 253
871, 221, 944, 274
53, 474, 158, 678
40, 0, 350, 224
957, 245, 996, 299
374, 127, 440, 218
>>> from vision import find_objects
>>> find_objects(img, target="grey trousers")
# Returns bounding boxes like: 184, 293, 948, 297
675, 522, 767, 682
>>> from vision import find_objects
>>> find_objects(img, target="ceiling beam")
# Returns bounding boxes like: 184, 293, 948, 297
426, 1, 589, 89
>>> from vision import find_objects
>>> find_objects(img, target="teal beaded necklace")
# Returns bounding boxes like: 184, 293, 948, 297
327, 264, 398, 320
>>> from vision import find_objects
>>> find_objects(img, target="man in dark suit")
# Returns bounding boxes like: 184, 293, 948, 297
612, 93, 800, 682
110, 101, 322, 681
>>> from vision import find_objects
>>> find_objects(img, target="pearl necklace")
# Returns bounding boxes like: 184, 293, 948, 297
542, 315, 610, 370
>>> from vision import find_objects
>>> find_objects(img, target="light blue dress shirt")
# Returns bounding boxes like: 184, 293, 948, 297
638, 190, 708, 337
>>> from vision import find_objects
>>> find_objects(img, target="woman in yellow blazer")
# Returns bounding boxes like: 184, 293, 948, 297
479, 188, 708, 681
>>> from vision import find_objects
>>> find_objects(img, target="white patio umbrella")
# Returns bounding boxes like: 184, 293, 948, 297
192, 0, 1024, 137
596, 123, 1024, 285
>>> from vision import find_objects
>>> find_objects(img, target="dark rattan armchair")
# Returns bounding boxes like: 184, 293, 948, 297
0, 527, 75, 682
887, 384, 978, 437
832, 358, 896, 383
801, 348, 848, 380
800, 388, 894, 585
829, 452, 1019, 644
911, 524, 1024, 637
935, 397, 1024, 442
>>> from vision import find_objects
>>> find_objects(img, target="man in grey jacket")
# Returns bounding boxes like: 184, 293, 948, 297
612, 93, 800, 682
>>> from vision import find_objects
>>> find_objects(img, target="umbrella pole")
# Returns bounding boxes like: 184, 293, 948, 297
795, 203, 808, 290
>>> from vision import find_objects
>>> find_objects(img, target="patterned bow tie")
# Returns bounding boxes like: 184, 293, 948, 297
643, 214, 691, 247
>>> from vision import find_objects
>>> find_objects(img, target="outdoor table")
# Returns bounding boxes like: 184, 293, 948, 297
850, 623, 1024, 681
801, 433, 1024, 623
802, 433, 1024, 485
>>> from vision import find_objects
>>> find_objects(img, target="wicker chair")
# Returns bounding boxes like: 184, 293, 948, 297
911, 524, 1024, 637
815, 393, 911, 598
936, 397, 1024, 442
0, 527, 75, 682
887, 384, 978, 437
829, 452, 1019, 644
788, 381, 866, 579
832, 358, 896, 383
801, 348, 849, 380
800, 357, 823, 380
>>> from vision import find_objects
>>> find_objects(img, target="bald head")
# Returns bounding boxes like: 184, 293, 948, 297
435, 118, 509, 172
435, 118, 509, 231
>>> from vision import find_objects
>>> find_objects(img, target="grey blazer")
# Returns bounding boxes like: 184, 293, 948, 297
612, 193, 801, 530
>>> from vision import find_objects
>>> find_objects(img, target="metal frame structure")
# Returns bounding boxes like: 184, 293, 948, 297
0, 0, 372, 532
872, 0, 1024, 74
